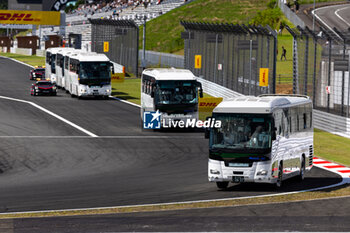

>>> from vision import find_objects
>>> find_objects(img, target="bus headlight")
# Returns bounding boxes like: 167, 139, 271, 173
210, 169, 220, 175
35, 86, 38, 90
257, 170, 268, 176
106, 89, 110, 93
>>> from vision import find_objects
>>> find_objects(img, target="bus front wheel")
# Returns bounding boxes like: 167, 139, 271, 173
216, 181, 229, 190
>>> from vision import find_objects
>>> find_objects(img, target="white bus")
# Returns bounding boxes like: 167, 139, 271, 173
141, 68, 203, 127
66, 52, 112, 98
207, 94, 313, 189
45, 47, 60, 83
55, 48, 76, 89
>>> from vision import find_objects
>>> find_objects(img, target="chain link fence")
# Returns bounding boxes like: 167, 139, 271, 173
287, 25, 350, 117
90, 19, 139, 76
181, 22, 277, 96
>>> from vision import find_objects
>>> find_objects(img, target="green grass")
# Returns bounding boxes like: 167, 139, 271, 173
112, 78, 141, 105
314, 128, 350, 167
141, 0, 270, 53
0, 52, 45, 67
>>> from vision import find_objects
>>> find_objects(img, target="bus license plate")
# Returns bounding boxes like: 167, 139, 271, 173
228, 163, 249, 167
232, 176, 244, 183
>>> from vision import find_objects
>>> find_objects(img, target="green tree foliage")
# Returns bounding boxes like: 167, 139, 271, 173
249, 6, 282, 28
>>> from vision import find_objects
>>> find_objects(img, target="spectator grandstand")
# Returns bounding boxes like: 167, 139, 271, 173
40, 0, 189, 51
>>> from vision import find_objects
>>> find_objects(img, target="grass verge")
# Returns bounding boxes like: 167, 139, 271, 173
0, 52, 45, 67
0, 184, 349, 219
314, 128, 350, 166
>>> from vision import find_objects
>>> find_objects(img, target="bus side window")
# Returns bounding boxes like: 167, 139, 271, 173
289, 117, 292, 133
310, 111, 312, 128
141, 79, 144, 93
146, 81, 150, 95
297, 115, 299, 131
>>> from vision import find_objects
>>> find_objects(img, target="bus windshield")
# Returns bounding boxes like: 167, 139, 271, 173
155, 80, 198, 105
210, 113, 272, 151
79, 62, 111, 84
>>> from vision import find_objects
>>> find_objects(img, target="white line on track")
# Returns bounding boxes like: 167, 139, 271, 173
0, 95, 98, 137
312, 6, 343, 41
0, 135, 203, 139
0, 170, 347, 217
109, 96, 141, 108
0, 56, 34, 68
334, 6, 350, 27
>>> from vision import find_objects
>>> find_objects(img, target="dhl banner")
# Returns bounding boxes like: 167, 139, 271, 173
259, 68, 269, 87
111, 73, 125, 83
198, 97, 223, 111
0, 10, 61, 26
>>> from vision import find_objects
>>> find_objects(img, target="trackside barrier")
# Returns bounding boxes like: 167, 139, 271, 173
36, 49, 45, 57
14, 48, 32, 56
140, 50, 185, 68
313, 109, 350, 139
277, 0, 305, 29
197, 77, 243, 100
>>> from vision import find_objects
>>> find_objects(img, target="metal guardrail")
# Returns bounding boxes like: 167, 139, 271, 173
141, 50, 184, 68
313, 109, 350, 138
278, 0, 305, 28
197, 77, 243, 100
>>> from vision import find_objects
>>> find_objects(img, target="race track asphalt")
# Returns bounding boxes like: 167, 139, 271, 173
0, 57, 343, 221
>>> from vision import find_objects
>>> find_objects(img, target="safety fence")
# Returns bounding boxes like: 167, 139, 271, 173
287, 25, 350, 117
181, 21, 277, 96
90, 19, 139, 77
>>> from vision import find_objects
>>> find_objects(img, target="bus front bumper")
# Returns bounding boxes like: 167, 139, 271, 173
208, 159, 276, 184
79, 85, 111, 97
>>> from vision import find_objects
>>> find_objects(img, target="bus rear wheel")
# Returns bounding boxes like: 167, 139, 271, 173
216, 181, 229, 190
276, 164, 283, 188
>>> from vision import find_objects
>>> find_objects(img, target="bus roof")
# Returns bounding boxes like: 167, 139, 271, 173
57, 48, 76, 56
70, 52, 110, 62
47, 47, 73, 54
142, 68, 197, 81
213, 95, 312, 114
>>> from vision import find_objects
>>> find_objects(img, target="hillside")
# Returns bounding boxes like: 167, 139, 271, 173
141, 0, 270, 53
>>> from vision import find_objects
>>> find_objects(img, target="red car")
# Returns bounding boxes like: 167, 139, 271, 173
30, 67, 46, 80
31, 81, 57, 96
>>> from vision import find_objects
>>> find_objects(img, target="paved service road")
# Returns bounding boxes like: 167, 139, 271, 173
0, 57, 342, 213
314, 4, 350, 32
2, 195, 350, 232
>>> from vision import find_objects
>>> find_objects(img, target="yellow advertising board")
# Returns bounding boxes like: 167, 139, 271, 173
195, 55, 202, 69
0, 10, 60, 25
103, 42, 109, 52
259, 68, 269, 87
198, 97, 223, 111
111, 73, 125, 83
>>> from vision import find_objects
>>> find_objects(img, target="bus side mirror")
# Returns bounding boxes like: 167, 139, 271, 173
199, 88, 203, 98
151, 91, 154, 98
197, 81, 203, 98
